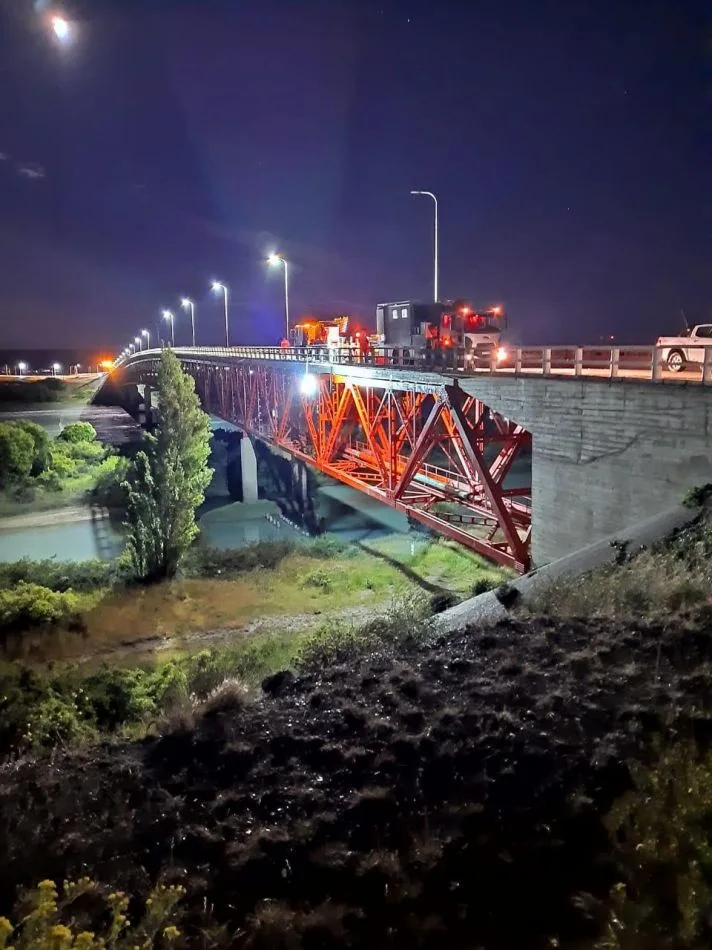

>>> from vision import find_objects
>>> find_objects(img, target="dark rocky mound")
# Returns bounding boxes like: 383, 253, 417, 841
2, 611, 712, 949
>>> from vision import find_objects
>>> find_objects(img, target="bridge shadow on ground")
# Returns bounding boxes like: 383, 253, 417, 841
353, 540, 449, 596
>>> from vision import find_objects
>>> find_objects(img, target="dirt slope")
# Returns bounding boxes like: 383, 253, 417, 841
2, 610, 712, 948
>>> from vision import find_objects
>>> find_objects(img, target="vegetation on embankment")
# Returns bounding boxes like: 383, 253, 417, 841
520, 502, 712, 621
0, 536, 504, 755
0, 375, 99, 405
3, 602, 712, 949
0, 419, 126, 517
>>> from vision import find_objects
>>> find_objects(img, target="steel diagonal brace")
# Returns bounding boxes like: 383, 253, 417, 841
349, 382, 389, 486
445, 385, 529, 570
323, 384, 353, 463
392, 398, 445, 501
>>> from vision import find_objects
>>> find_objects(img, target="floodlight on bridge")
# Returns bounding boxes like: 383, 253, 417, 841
300, 373, 318, 397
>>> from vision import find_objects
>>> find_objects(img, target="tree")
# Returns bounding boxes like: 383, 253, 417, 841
123, 349, 212, 581
15, 420, 50, 475
0, 423, 34, 485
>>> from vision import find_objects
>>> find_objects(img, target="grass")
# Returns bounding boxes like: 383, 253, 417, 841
523, 515, 712, 621
2, 538, 506, 665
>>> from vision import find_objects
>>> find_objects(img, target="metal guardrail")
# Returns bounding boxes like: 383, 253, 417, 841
117, 344, 712, 384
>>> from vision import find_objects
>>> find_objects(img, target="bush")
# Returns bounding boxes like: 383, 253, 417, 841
90, 455, 130, 508
23, 693, 98, 749
36, 468, 63, 491
0, 582, 86, 636
187, 540, 296, 577
0, 557, 119, 593
301, 568, 333, 591
14, 420, 50, 474
0, 421, 34, 484
429, 590, 459, 614
0, 878, 184, 950
598, 740, 712, 947
59, 421, 97, 443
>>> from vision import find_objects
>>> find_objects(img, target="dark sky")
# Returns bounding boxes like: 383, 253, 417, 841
0, 0, 709, 350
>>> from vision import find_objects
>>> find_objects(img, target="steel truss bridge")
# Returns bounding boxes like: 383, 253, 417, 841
120, 348, 535, 572
118, 339, 712, 573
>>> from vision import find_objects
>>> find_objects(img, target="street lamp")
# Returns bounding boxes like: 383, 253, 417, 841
135, 335, 142, 352
410, 190, 439, 303
162, 310, 175, 346
17, 362, 26, 376
142, 328, 150, 349
52, 362, 61, 375
211, 282, 230, 347
267, 253, 290, 338
181, 298, 196, 346
51, 15, 70, 41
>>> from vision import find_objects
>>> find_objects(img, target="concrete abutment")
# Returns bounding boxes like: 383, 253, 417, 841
460, 376, 712, 565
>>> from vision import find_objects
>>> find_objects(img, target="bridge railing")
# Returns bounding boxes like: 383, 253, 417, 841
120, 343, 712, 383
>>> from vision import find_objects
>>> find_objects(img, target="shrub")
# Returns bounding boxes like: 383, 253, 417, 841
429, 590, 459, 614
200, 677, 249, 716
36, 468, 63, 491
597, 740, 712, 947
0, 557, 119, 593
22, 693, 98, 750
90, 455, 130, 508
59, 421, 97, 443
0, 878, 184, 950
0, 422, 34, 484
301, 568, 333, 592
82, 667, 159, 732
47, 443, 78, 478
187, 540, 296, 577
0, 582, 86, 636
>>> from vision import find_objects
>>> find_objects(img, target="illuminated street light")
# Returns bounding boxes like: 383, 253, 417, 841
162, 310, 175, 346
267, 253, 290, 339
410, 190, 439, 303
181, 298, 196, 347
142, 328, 150, 348
51, 15, 70, 40
135, 335, 142, 352
52, 362, 61, 375
211, 282, 230, 347
17, 361, 27, 376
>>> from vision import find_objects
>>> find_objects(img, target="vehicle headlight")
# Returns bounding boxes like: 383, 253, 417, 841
496, 347, 507, 362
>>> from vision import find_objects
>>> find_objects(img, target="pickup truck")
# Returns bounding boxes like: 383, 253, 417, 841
657, 324, 712, 372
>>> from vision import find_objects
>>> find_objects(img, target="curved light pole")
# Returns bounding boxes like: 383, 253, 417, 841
135, 335, 142, 352
17, 361, 27, 376
162, 310, 175, 346
181, 298, 196, 346
211, 282, 230, 347
267, 253, 290, 338
142, 328, 150, 349
410, 190, 439, 303
52, 362, 61, 376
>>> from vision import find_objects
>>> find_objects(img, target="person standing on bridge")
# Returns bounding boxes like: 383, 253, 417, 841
279, 336, 291, 349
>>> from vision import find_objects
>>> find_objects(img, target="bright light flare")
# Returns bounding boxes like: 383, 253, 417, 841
162, 310, 173, 319
52, 362, 61, 372
181, 297, 192, 308
496, 346, 508, 362
211, 281, 224, 292
17, 362, 27, 374
300, 373, 318, 397
267, 252, 282, 267
51, 15, 70, 40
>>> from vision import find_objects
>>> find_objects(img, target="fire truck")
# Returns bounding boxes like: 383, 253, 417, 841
375, 299, 506, 362
289, 316, 351, 349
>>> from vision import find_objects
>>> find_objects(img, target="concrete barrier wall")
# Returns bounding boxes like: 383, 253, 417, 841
459, 377, 712, 564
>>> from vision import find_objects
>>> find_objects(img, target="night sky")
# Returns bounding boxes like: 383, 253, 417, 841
0, 0, 709, 350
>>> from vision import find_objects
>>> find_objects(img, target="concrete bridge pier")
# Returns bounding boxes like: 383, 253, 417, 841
240, 432, 259, 503
291, 459, 309, 507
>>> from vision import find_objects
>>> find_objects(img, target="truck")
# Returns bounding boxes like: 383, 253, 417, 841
375, 299, 506, 363
289, 316, 351, 349
656, 324, 712, 372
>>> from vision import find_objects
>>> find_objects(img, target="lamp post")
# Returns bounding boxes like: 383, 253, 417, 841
267, 253, 290, 338
410, 190, 439, 303
142, 329, 150, 349
135, 335, 142, 352
17, 361, 27, 376
211, 282, 230, 347
52, 362, 61, 376
181, 298, 196, 346
162, 310, 175, 346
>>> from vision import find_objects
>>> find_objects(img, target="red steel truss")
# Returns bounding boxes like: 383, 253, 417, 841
180, 360, 532, 572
